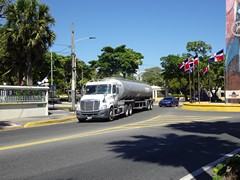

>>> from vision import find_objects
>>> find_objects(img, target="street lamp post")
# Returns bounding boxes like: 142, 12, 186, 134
71, 23, 95, 111
71, 23, 76, 111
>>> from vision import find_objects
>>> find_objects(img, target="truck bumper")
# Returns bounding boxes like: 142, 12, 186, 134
76, 109, 109, 120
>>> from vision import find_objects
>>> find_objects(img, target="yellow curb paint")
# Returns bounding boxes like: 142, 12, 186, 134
23, 116, 76, 128
182, 103, 240, 112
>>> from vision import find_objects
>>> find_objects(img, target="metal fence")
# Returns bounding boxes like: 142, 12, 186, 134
0, 85, 49, 103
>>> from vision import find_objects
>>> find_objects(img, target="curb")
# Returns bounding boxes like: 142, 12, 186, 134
182, 102, 240, 112
23, 116, 76, 128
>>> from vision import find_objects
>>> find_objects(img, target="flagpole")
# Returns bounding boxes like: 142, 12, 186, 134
224, 61, 227, 104
192, 69, 195, 102
208, 70, 211, 103
198, 57, 200, 103
189, 72, 192, 102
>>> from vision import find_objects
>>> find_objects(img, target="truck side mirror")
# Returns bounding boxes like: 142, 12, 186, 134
81, 85, 86, 95
113, 85, 117, 94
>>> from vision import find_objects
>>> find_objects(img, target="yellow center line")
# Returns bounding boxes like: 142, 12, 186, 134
0, 115, 230, 151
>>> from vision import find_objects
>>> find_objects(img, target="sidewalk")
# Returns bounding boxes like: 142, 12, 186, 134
0, 102, 76, 130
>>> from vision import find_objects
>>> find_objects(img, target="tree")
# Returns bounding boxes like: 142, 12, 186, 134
89, 45, 143, 79
2, 0, 55, 85
186, 41, 224, 101
160, 54, 190, 99
0, 0, 11, 20
186, 40, 212, 57
141, 67, 164, 86
185, 40, 213, 100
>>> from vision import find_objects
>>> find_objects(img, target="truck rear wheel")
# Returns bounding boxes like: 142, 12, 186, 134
108, 107, 115, 121
147, 101, 153, 110
124, 105, 129, 117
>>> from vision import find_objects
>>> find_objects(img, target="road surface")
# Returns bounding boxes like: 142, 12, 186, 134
1, 107, 240, 180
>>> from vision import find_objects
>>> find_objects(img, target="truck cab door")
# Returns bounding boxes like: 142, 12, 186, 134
112, 85, 118, 104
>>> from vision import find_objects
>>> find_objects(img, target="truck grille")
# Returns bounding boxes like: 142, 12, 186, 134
80, 100, 100, 111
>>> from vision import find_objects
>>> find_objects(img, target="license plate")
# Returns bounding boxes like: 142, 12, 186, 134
87, 116, 92, 120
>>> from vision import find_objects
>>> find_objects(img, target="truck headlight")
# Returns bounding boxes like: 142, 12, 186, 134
101, 104, 107, 110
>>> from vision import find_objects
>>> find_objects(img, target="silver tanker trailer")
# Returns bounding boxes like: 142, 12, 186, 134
76, 78, 153, 122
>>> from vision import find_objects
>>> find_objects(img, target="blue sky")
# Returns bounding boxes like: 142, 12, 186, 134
41, 0, 226, 71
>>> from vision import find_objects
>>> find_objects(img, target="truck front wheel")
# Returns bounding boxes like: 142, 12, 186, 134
128, 104, 133, 116
108, 107, 115, 121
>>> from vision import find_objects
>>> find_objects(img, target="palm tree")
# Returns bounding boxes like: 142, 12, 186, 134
3, 0, 55, 85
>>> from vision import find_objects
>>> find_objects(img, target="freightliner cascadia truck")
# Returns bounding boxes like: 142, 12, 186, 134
76, 78, 153, 122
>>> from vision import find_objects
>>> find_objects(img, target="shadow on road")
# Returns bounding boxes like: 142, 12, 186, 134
108, 121, 240, 179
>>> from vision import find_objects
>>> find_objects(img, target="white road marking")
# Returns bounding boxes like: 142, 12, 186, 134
180, 148, 240, 180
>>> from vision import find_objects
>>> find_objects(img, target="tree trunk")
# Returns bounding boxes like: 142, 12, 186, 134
26, 53, 33, 86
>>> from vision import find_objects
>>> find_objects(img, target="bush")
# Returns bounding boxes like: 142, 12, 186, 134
213, 154, 240, 180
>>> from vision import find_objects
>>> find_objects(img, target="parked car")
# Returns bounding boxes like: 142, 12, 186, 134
159, 97, 179, 107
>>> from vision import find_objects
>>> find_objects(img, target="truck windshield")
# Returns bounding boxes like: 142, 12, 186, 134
85, 84, 111, 94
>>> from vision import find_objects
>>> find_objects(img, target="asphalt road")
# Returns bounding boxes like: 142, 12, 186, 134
1, 106, 240, 180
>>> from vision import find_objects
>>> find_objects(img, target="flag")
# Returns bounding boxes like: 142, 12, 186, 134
179, 58, 189, 69
193, 53, 199, 65
19, 77, 25, 86
37, 73, 49, 86
207, 49, 224, 63
202, 65, 210, 75
184, 60, 194, 72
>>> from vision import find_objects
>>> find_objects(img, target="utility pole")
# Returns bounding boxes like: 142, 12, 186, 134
71, 23, 76, 111
51, 51, 54, 108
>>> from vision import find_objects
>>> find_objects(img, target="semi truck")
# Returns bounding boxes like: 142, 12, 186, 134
76, 78, 153, 122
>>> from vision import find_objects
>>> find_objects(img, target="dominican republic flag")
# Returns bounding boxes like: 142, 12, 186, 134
19, 77, 25, 86
207, 49, 224, 63
202, 65, 209, 75
184, 60, 194, 73
193, 54, 199, 65
37, 73, 49, 86
179, 58, 189, 69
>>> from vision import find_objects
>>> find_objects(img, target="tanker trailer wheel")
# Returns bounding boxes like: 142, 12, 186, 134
150, 102, 153, 110
128, 104, 133, 116
147, 101, 153, 110
124, 105, 129, 117
108, 107, 115, 121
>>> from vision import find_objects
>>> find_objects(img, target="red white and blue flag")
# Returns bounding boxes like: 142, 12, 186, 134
19, 77, 25, 86
184, 59, 195, 73
207, 49, 224, 63
37, 72, 50, 86
193, 54, 199, 65
202, 65, 210, 75
179, 59, 189, 69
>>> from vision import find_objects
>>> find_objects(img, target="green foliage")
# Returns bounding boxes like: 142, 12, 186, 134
0, 0, 11, 20
159, 40, 224, 101
186, 40, 212, 57
89, 45, 143, 79
141, 67, 163, 86
213, 154, 240, 179
160, 54, 189, 98
2, 0, 55, 85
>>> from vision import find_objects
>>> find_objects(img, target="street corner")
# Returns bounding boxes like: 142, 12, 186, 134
23, 116, 76, 128
0, 121, 23, 130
